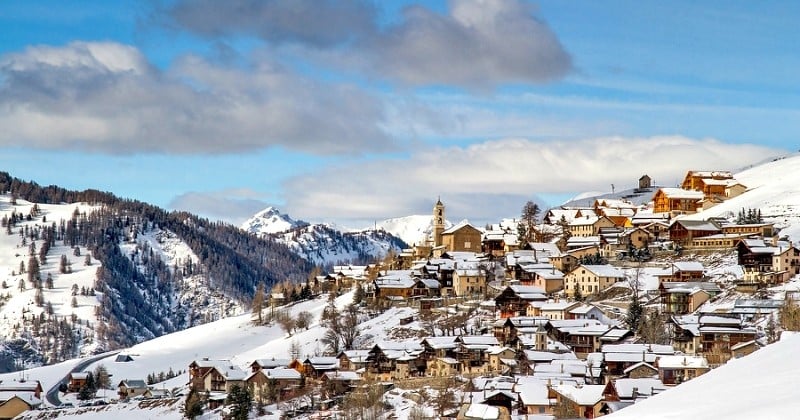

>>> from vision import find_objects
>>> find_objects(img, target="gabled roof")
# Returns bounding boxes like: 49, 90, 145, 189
670, 219, 721, 231
578, 264, 625, 278
614, 378, 666, 398
601, 343, 675, 355
656, 188, 705, 200
421, 336, 459, 350
324, 371, 360, 381
119, 379, 148, 389
553, 384, 606, 406
458, 335, 500, 348
0, 393, 41, 408
304, 357, 340, 370
265, 368, 302, 380
442, 221, 480, 235
252, 358, 291, 369
207, 365, 248, 381
515, 377, 550, 406
671, 261, 705, 272
622, 361, 658, 375
661, 281, 721, 294
656, 355, 709, 369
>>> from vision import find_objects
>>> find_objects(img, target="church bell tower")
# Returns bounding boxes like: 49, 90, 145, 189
433, 197, 445, 247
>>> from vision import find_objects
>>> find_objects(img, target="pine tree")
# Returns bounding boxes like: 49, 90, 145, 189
183, 389, 204, 419
353, 281, 365, 305
59, 255, 68, 274
225, 385, 252, 420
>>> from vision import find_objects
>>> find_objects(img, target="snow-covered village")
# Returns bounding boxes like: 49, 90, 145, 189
0, 153, 800, 419
2, 1, 799, 419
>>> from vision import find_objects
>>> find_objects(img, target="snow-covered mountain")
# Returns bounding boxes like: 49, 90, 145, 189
240, 206, 307, 235
243, 207, 409, 267
0, 173, 311, 372
274, 224, 407, 268
376, 214, 442, 246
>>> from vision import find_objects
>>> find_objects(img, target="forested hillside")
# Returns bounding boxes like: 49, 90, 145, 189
0, 172, 312, 367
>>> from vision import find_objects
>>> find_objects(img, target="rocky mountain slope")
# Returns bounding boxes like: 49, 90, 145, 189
242, 207, 409, 267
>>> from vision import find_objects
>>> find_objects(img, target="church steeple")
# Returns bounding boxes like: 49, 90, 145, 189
433, 198, 445, 247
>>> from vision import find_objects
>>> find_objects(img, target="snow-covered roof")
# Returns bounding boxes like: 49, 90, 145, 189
570, 215, 600, 226
656, 355, 709, 369
657, 188, 705, 200
613, 378, 666, 398
569, 303, 600, 315
601, 343, 675, 355
515, 378, 550, 406
442, 221, 478, 235
523, 350, 577, 362
264, 368, 302, 380
422, 336, 459, 350
119, 379, 148, 389
540, 301, 579, 312
252, 358, 291, 369
553, 384, 606, 406
207, 364, 248, 381
661, 281, 720, 294
459, 335, 500, 348
622, 361, 658, 375
464, 403, 501, 419
671, 261, 705, 272
580, 264, 625, 278
340, 349, 371, 363
0, 392, 41, 407
305, 357, 340, 370
323, 371, 360, 381
529, 268, 564, 279
374, 274, 416, 289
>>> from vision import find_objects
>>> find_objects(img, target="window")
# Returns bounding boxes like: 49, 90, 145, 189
464, 241, 471, 248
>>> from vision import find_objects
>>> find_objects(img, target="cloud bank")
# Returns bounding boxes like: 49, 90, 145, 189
0, 41, 392, 154
281, 136, 783, 224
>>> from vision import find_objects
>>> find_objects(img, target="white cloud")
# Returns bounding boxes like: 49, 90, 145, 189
168, 189, 273, 226
283, 136, 784, 224
0, 41, 393, 155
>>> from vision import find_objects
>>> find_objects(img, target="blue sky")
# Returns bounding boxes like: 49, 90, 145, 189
0, 0, 795, 227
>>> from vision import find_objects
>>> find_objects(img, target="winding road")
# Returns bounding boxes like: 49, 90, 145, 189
45, 351, 120, 407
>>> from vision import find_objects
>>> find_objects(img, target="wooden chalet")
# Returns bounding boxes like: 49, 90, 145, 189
668, 219, 721, 245
247, 368, 302, 401
67, 372, 89, 393
656, 355, 710, 385
302, 357, 340, 379
659, 282, 720, 315
495, 286, 547, 318
0, 394, 41, 420
652, 188, 704, 214
117, 379, 148, 400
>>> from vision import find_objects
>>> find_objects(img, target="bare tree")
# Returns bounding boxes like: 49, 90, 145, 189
276, 310, 296, 336
296, 311, 313, 330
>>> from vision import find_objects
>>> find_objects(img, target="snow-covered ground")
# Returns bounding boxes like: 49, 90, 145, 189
0, 289, 421, 419
0, 197, 104, 357
607, 332, 800, 419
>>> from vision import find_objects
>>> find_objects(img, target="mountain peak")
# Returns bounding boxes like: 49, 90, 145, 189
241, 206, 306, 235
